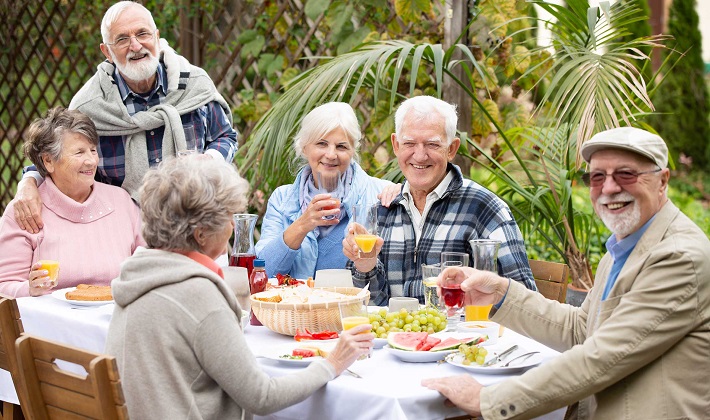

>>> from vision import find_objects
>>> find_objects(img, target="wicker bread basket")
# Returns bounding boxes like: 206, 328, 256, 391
250, 287, 370, 336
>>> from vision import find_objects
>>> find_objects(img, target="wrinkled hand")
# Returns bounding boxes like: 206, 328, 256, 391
421, 374, 483, 416
438, 266, 509, 307
325, 324, 374, 375
342, 223, 383, 272
298, 194, 341, 231
13, 178, 43, 233
28, 262, 57, 297
378, 183, 402, 208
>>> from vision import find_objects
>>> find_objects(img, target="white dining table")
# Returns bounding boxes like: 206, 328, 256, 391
0, 294, 566, 419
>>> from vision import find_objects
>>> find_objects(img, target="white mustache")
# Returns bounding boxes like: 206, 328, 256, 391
598, 192, 634, 205
126, 49, 152, 60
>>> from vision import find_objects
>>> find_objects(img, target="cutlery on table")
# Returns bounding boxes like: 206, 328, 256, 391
345, 368, 362, 378
502, 351, 539, 367
482, 345, 518, 367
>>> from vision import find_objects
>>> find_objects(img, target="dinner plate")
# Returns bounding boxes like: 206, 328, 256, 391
261, 344, 333, 366
445, 347, 542, 374
51, 287, 114, 307
373, 338, 387, 349
383, 345, 455, 363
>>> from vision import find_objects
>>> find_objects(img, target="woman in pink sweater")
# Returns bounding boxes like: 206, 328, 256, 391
0, 107, 145, 297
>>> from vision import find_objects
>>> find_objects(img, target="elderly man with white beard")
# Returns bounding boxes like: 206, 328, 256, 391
421, 127, 710, 420
12, 0, 237, 232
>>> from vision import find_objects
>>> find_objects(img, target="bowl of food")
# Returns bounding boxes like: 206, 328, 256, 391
250, 286, 369, 336
456, 321, 500, 345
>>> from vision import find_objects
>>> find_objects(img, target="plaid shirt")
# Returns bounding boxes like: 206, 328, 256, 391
93, 64, 237, 186
349, 164, 536, 306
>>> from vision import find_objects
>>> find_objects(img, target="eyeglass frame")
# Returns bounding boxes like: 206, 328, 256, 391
581, 168, 662, 188
105, 30, 156, 49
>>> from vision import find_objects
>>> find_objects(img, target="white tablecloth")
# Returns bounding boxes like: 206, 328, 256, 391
1, 295, 565, 419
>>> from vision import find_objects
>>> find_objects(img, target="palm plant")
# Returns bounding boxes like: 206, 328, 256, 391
243, 0, 668, 289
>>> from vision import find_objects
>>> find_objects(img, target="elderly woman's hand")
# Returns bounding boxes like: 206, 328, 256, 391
13, 178, 44, 234
325, 324, 374, 375
378, 183, 402, 208
28, 262, 57, 296
438, 266, 510, 307
301, 194, 342, 229
342, 223, 383, 272
421, 374, 484, 416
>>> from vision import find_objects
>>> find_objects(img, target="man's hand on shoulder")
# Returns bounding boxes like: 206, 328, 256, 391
13, 178, 43, 233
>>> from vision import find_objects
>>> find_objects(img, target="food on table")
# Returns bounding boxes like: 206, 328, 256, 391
276, 273, 305, 286
307, 277, 315, 288
387, 332, 486, 352
454, 342, 489, 365
280, 345, 329, 360
65, 284, 113, 301
294, 329, 339, 341
252, 285, 353, 304
367, 307, 448, 338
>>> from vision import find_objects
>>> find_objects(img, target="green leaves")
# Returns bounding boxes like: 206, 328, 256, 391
305, 0, 330, 20
394, 0, 432, 23
238, 30, 265, 58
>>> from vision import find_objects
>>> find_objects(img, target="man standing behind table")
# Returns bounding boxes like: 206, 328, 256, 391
423, 127, 710, 419
342, 96, 536, 306
12, 0, 238, 233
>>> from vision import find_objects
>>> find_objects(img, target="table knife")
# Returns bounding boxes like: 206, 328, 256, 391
482, 345, 518, 367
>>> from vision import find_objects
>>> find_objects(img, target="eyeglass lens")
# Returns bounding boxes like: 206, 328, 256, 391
112, 32, 154, 48
581, 169, 660, 187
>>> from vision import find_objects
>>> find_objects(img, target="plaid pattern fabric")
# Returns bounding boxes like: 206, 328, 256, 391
96, 63, 237, 186
349, 164, 536, 306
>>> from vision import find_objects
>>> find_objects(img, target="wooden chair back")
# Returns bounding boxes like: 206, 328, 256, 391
15, 334, 128, 420
529, 259, 570, 303
0, 295, 28, 419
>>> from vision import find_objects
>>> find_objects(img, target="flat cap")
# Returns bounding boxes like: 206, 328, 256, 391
581, 127, 668, 169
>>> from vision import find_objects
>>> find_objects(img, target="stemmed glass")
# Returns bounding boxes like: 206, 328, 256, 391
317, 171, 344, 220
440, 252, 470, 329
351, 203, 378, 258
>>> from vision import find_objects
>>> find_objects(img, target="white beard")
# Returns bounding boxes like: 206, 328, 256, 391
595, 192, 641, 238
111, 47, 160, 86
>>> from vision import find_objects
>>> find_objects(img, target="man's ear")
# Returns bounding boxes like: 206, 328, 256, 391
391, 133, 400, 154
448, 138, 461, 160
100, 44, 112, 63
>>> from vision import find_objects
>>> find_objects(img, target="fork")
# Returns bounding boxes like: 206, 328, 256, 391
502, 351, 539, 367
345, 368, 363, 378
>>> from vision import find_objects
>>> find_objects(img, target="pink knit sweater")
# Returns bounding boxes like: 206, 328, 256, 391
0, 178, 145, 297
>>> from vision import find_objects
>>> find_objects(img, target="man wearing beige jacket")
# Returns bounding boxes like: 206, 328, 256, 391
423, 127, 710, 419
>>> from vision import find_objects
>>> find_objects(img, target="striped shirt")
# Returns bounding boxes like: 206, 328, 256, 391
349, 164, 536, 306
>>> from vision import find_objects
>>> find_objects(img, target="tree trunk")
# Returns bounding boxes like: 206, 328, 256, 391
565, 249, 594, 290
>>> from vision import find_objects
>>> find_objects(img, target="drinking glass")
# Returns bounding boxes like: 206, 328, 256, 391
465, 239, 501, 326
351, 203, 378, 259
441, 252, 469, 268
339, 300, 372, 360
37, 236, 60, 288
421, 263, 442, 310
317, 171, 344, 220
440, 275, 465, 330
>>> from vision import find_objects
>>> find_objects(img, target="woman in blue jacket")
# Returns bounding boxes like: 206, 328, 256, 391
256, 102, 398, 279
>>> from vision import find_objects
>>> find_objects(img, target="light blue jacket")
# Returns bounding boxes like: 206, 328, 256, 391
255, 162, 392, 279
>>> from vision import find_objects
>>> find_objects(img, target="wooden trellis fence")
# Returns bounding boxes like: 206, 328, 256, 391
0, 0, 448, 213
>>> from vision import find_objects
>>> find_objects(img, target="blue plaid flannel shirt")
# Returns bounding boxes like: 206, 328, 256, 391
348, 164, 536, 306
24, 62, 238, 186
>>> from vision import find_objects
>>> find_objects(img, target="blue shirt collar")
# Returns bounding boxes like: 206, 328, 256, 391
605, 215, 656, 261
114, 61, 167, 101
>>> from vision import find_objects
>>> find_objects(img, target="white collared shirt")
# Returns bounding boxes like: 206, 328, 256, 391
401, 170, 454, 245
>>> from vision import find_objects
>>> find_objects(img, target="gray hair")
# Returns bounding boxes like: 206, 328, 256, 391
23, 107, 99, 177
394, 96, 458, 145
292, 102, 361, 168
101, 1, 157, 44
139, 156, 249, 252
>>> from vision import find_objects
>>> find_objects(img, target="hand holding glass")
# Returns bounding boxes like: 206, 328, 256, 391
351, 204, 378, 258
339, 301, 371, 360
317, 171, 343, 220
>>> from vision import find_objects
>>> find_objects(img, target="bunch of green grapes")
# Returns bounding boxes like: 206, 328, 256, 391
367, 307, 448, 338
457, 343, 488, 365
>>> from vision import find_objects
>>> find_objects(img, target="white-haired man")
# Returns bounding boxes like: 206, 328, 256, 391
13, 0, 237, 232
342, 95, 536, 306
423, 127, 710, 419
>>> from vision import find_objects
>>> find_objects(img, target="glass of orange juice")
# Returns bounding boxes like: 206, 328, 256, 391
352, 203, 378, 259
339, 301, 372, 359
37, 260, 60, 286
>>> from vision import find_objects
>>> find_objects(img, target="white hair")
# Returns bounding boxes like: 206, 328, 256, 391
101, 1, 157, 44
292, 102, 361, 162
394, 96, 458, 145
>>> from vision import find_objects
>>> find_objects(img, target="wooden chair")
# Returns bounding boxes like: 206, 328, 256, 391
529, 259, 570, 303
15, 334, 128, 420
0, 295, 27, 420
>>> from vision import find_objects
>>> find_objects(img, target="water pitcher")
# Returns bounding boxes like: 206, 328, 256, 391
230, 214, 258, 276
471, 239, 500, 272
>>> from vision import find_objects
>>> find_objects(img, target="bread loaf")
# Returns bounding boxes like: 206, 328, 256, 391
65, 284, 113, 301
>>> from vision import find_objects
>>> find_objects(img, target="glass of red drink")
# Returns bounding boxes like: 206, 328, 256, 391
441, 276, 465, 330
317, 171, 344, 220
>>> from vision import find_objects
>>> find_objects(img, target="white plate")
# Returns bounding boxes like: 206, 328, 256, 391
384, 345, 455, 363
445, 347, 542, 374
373, 338, 387, 349
51, 287, 114, 307
261, 344, 332, 366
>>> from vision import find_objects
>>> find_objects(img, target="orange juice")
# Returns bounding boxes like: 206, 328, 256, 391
38, 260, 60, 283
465, 304, 492, 322
354, 234, 377, 253
341, 316, 371, 331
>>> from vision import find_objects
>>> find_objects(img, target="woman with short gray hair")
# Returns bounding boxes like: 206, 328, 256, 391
106, 155, 374, 419
0, 107, 144, 297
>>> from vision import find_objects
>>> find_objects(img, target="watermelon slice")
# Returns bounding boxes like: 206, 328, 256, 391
387, 332, 428, 351
429, 336, 487, 351
417, 335, 442, 351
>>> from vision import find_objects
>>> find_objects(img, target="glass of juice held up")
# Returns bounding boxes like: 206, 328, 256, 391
339, 300, 372, 360
351, 203, 378, 258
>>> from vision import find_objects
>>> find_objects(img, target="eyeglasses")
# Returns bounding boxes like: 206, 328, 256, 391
581, 168, 662, 187
106, 31, 155, 49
